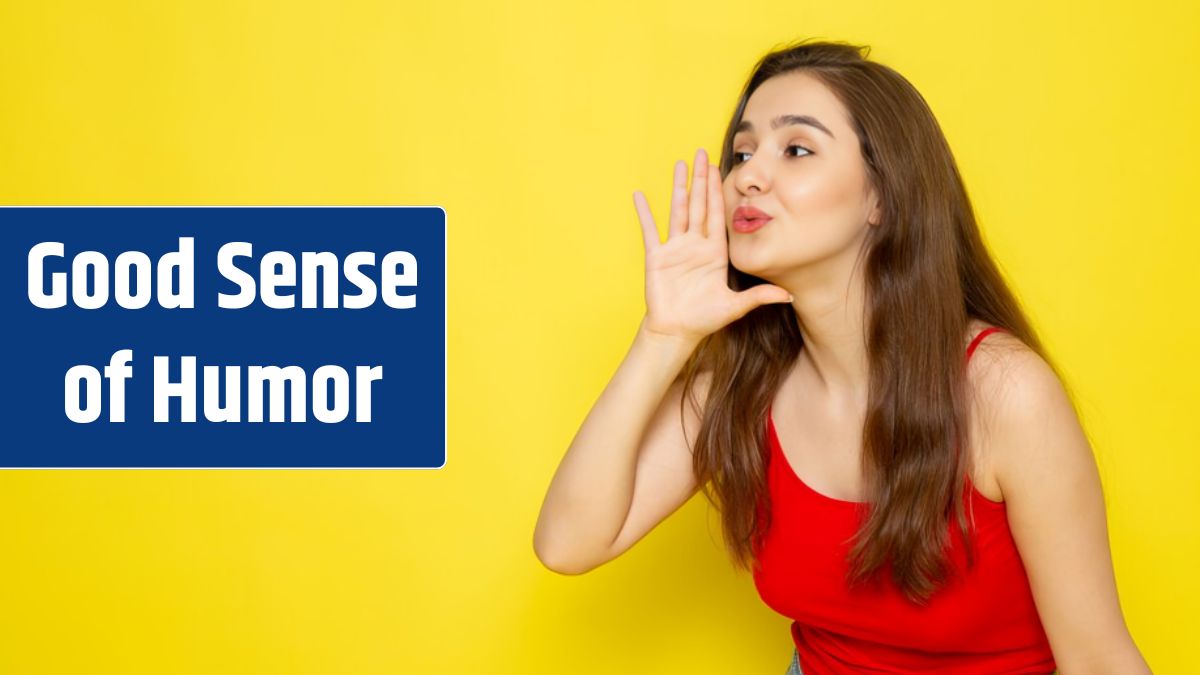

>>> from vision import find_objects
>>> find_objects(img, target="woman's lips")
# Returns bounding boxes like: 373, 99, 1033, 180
732, 205, 772, 233
732, 215, 771, 233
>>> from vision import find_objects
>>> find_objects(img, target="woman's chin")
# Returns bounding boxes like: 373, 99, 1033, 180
729, 250, 773, 278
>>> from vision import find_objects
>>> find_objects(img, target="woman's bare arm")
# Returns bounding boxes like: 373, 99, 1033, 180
971, 333, 1152, 673
533, 148, 791, 575
532, 321, 706, 575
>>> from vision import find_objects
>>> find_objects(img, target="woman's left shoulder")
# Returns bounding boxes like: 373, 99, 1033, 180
963, 320, 1065, 412
963, 321, 1089, 502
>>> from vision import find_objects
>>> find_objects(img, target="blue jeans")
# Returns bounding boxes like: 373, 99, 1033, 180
785, 648, 803, 675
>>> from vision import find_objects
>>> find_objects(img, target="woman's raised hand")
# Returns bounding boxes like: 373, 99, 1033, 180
632, 148, 793, 345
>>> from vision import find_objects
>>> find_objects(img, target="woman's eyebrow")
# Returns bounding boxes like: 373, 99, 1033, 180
735, 114, 835, 139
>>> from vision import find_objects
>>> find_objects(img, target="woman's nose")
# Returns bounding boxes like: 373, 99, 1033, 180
734, 157, 769, 194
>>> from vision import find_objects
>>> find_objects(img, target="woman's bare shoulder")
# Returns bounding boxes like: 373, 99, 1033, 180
963, 319, 1047, 395
962, 321, 1079, 491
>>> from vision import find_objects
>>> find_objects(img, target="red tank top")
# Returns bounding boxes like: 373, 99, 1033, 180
752, 327, 1057, 674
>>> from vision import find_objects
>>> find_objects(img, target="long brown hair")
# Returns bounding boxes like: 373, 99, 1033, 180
681, 38, 1073, 604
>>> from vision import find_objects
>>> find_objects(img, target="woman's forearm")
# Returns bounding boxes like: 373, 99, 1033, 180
533, 318, 698, 573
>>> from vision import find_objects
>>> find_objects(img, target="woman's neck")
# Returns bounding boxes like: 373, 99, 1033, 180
773, 251, 870, 412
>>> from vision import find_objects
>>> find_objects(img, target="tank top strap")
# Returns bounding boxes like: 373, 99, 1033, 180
966, 326, 1009, 363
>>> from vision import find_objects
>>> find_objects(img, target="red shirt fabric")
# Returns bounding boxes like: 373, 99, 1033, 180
752, 327, 1057, 674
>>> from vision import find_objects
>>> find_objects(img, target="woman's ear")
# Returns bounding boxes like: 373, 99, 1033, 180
866, 189, 882, 227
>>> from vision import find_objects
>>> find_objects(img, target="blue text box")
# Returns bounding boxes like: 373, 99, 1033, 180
0, 206, 446, 468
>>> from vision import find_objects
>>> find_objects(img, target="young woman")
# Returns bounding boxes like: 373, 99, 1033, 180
533, 39, 1151, 674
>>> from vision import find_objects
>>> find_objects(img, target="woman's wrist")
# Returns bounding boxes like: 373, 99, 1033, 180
633, 317, 701, 377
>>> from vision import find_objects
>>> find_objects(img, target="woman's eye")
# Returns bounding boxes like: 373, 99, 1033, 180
730, 145, 812, 166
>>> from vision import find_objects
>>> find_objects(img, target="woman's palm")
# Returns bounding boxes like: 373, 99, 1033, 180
633, 149, 791, 343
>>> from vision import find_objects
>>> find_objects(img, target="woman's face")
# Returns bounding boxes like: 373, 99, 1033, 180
723, 71, 880, 280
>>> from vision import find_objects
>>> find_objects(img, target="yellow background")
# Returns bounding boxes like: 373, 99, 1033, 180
1, 0, 1196, 672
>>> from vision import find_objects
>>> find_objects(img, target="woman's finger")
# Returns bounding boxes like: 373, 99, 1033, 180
705, 164, 723, 239
633, 190, 659, 253
667, 160, 688, 240
687, 148, 707, 237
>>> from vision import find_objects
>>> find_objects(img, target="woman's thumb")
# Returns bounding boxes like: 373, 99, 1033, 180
733, 285, 793, 317
763, 285, 794, 305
